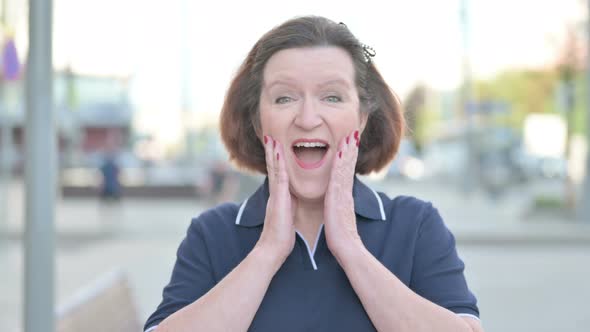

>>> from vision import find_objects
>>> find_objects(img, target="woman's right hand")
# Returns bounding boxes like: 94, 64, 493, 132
254, 135, 296, 266
155, 138, 295, 331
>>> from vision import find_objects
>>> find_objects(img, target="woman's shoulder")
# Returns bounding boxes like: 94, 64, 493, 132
354, 177, 439, 228
371, 191, 453, 248
187, 202, 243, 235
388, 194, 435, 214
373, 187, 434, 214
376, 190, 441, 229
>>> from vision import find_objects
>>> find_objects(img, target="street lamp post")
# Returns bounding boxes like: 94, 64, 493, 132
582, 0, 590, 221
24, 0, 55, 331
0, 0, 15, 231
460, 0, 477, 194
180, 0, 194, 164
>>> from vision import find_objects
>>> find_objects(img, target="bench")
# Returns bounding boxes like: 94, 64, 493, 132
56, 269, 142, 332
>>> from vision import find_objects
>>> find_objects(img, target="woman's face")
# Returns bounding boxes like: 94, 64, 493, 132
259, 46, 367, 202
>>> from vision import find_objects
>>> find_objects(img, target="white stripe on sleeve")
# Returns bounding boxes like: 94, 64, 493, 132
457, 313, 481, 321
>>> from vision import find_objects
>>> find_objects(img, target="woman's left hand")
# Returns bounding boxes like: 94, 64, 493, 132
324, 130, 364, 262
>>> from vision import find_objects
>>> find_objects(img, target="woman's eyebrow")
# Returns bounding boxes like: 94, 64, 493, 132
263, 78, 352, 90
263, 77, 298, 90
316, 79, 352, 89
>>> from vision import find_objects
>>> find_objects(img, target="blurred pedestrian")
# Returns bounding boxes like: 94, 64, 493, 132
207, 159, 238, 204
99, 152, 121, 202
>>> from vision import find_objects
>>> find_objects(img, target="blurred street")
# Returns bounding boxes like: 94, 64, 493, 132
1, 176, 590, 332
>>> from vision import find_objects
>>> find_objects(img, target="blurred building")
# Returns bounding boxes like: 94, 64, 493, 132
0, 70, 133, 173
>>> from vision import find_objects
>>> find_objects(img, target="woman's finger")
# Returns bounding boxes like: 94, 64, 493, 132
274, 140, 289, 190
332, 130, 359, 190
346, 130, 359, 174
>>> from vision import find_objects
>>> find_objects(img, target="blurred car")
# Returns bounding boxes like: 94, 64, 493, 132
421, 140, 468, 181
387, 139, 425, 180
514, 154, 567, 180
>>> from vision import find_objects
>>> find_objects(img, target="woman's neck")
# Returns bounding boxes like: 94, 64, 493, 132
292, 195, 324, 233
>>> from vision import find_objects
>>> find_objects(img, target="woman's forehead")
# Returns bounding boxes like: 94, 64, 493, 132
262, 47, 355, 87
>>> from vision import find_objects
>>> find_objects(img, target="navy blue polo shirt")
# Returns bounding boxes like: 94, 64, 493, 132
144, 177, 479, 331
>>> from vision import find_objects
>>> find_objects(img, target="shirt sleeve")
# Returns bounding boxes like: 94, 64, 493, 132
144, 217, 217, 330
409, 203, 480, 318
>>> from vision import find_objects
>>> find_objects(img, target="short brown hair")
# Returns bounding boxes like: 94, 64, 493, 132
220, 16, 405, 174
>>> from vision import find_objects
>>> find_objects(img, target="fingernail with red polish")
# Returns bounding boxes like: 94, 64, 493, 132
346, 136, 350, 144
273, 140, 276, 148
354, 130, 359, 140
338, 151, 342, 159
264, 135, 268, 144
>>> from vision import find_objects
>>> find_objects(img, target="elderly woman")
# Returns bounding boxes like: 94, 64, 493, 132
145, 16, 483, 332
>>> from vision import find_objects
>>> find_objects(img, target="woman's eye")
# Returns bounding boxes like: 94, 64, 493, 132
275, 96, 293, 104
324, 95, 342, 103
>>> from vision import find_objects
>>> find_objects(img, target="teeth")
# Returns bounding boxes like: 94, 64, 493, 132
294, 142, 327, 148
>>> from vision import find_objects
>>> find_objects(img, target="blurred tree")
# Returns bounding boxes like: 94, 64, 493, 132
474, 67, 586, 135
64, 65, 79, 110
474, 22, 586, 213
404, 84, 426, 132
475, 69, 559, 129
403, 84, 428, 152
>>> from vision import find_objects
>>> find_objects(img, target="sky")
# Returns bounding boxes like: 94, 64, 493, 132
6, 0, 588, 147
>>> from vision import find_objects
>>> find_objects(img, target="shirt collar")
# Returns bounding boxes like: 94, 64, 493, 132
234, 176, 386, 228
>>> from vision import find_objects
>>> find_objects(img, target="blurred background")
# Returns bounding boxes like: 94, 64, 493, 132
1, 0, 590, 331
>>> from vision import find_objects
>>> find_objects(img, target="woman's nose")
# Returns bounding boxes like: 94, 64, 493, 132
294, 98, 322, 130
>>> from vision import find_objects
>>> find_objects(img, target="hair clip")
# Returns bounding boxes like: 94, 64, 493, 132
338, 22, 375, 63
362, 44, 376, 63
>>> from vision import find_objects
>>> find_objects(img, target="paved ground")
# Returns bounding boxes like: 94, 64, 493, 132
1, 177, 590, 332
460, 244, 590, 332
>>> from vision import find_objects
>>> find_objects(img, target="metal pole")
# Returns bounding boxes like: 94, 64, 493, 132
581, 0, 590, 221
180, 0, 192, 163
0, 0, 12, 231
0, 106, 10, 230
24, 0, 55, 330
460, 0, 477, 194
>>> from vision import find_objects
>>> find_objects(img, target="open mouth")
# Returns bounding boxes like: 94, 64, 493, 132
291, 139, 330, 169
